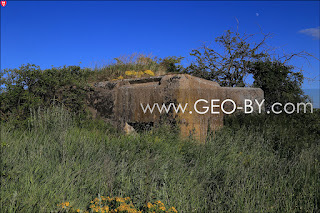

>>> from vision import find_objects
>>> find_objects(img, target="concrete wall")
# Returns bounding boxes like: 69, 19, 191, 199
87, 74, 264, 142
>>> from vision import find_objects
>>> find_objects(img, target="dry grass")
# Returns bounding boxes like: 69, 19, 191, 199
87, 53, 168, 83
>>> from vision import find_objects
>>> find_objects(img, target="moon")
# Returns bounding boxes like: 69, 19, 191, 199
256, 13, 259, 17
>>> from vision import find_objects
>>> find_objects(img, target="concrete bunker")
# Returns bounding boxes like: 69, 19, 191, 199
87, 74, 264, 142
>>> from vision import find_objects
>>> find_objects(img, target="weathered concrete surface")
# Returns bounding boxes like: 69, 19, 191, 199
87, 74, 264, 142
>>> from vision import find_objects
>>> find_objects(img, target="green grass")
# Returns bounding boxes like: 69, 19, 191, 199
1, 107, 319, 212
87, 53, 168, 83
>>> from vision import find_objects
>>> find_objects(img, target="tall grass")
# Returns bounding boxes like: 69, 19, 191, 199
1, 107, 319, 212
88, 53, 167, 83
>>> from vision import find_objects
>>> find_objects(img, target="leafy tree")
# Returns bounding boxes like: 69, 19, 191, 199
187, 28, 315, 110
249, 60, 308, 109
186, 29, 270, 87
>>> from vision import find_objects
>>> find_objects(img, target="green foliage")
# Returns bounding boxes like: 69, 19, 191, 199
224, 111, 320, 158
1, 107, 319, 212
88, 54, 159, 82
88, 54, 185, 83
249, 60, 308, 109
0, 51, 316, 212
0, 54, 185, 128
0, 64, 91, 127
186, 30, 269, 87
186, 29, 312, 110
158, 56, 184, 73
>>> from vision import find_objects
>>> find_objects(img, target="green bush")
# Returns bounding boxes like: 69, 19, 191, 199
0, 64, 91, 127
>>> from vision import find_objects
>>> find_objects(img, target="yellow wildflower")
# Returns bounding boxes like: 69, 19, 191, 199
136, 71, 144, 77
147, 202, 153, 209
144, 70, 155, 76
116, 197, 125, 203
156, 200, 164, 205
168, 206, 178, 213
125, 71, 136, 76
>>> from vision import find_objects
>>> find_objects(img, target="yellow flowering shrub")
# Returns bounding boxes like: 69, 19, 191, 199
112, 75, 124, 81
57, 196, 177, 213
113, 70, 155, 81
136, 71, 145, 78
125, 71, 136, 76
143, 70, 155, 76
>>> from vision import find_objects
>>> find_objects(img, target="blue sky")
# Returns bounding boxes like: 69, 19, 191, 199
1, 1, 319, 97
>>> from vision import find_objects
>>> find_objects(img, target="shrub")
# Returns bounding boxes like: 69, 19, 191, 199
0, 64, 91, 127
